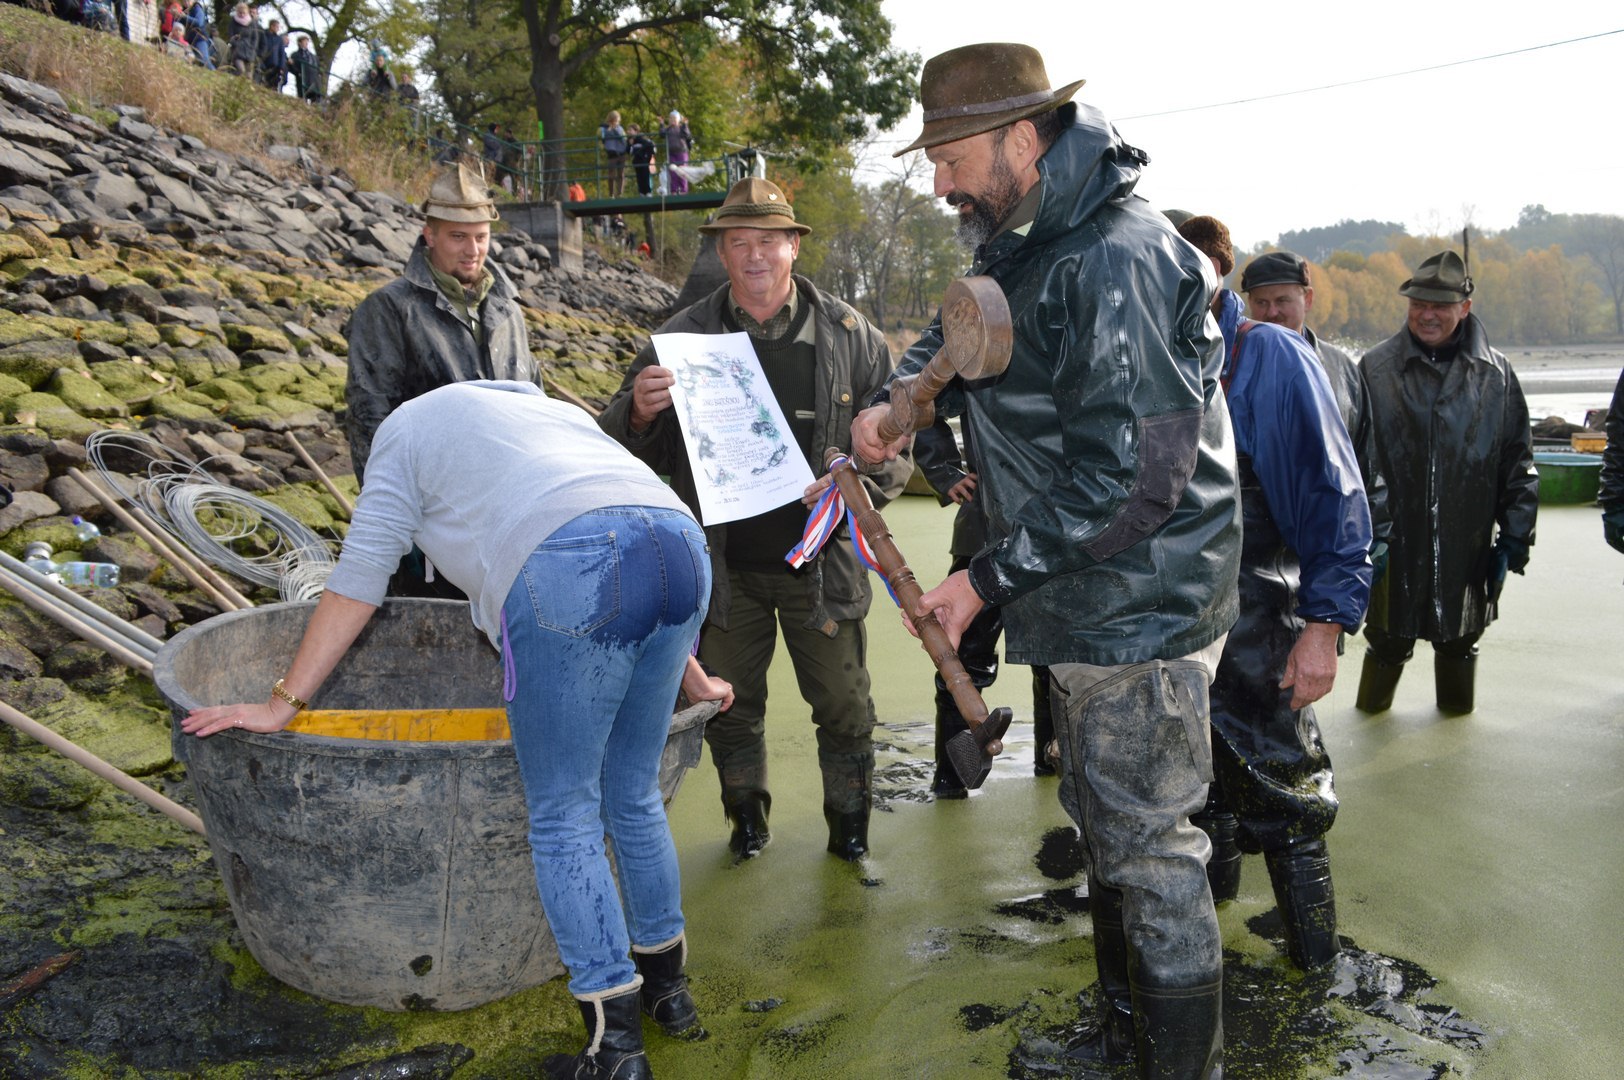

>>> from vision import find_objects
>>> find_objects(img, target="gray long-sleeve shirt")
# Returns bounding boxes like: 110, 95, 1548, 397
324, 381, 691, 646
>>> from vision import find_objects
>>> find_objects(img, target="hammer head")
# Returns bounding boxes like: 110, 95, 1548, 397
940, 277, 1013, 381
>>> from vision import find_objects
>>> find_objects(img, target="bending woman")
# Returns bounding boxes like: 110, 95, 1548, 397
183, 381, 729, 1080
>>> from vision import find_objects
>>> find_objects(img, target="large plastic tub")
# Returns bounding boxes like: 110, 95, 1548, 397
1533, 451, 1602, 504
153, 598, 711, 1011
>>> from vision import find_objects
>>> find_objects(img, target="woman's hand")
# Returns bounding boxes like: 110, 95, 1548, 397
181, 700, 295, 738
682, 656, 734, 712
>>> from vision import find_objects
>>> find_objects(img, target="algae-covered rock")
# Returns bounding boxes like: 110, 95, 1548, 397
47, 367, 130, 419
90, 359, 168, 402
0, 741, 101, 809
0, 623, 45, 679
147, 390, 219, 421
0, 337, 88, 387
4, 390, 104, 439
223, 323, 294, 354
160, 324, 206, 349
45, 640, 129, 695
192, 376, 256, 404
281, 380, 336, 411
0, 371, 31, 400
21, 680, 172, 776
240, 363, 303, 395
261, 484, 338, 532
0, 231, 38, 263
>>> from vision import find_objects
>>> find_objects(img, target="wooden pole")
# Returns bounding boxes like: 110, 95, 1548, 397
0, 700, 206, 837
65, 468, 251, 612
0, 568, 155, 675
283, 432, 354, 519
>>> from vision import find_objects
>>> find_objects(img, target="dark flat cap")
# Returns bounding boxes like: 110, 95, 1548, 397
1241, 251, 1310, 292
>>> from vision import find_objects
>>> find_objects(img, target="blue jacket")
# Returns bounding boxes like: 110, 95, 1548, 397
1217, 289, 1371, 630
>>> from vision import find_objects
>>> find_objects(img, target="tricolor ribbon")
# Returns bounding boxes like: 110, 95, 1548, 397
784, 456, 898, 606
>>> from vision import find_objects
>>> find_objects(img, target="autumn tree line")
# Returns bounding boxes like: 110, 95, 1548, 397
1238, 207, 1624, 348
266, 2, 1621, 348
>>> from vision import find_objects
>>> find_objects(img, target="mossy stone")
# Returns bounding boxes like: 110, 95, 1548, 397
0, 745, 100, 809
24, 682, 172, 776
261, 485, 337, 532
161, 324, 206, 349
280, 381, 336, 410
223, 323, 293, 354
193, 376, 256, 404
146, 390, 219, 422
240, 363, 303, 394
0, 372, 30, 401
4, 391, 103, 439
0, 232, 37, 262
0, 338, 87, 387
47, 368, 129, 419
91, 359, 164, 400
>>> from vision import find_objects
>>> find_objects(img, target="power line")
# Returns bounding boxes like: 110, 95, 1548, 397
1119, 27, 1624, 121
864, 26, 1623, 151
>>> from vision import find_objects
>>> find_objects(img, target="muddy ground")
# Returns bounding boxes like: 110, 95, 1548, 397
3, 497, 1620, 1079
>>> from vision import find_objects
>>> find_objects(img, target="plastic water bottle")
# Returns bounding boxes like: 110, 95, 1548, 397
71, 516, 101, 542
22, 541, 61, 582
18, 541, 119, 587
56, 561, 121, 588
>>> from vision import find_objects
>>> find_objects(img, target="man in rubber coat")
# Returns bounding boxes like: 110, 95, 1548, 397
913, 417, 1055, 796
1602, 367, 1624, 554
599, 179, 910, 863
1177, 216, 1372, 972
345, 161, 539, 485
1354, 251, 1538, 714
853, 44, 1240, 1080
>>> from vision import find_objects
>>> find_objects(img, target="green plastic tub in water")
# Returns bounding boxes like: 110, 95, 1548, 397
1533, 450, 1602, 504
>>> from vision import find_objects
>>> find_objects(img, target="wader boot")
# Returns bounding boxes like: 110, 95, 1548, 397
931, 689, 969, 799
1264, 837, 1339, 970
1129, 971, 1224, 1080
717, 760, 770, 862
1065, 877, 1135, 1067
820, 752, 872, 861
1355, 652, 1404, 713
1434, 650, 1477, 715
1032, 666, 1058, 777
543, 982, 653, 1080
632, 934, 704, 1040
1193, 806, 1243, 904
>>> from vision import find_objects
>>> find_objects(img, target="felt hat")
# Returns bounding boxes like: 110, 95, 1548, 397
1241, 250, 1311, 291
1176, 215, 1234, 277
894, 43, 1084, 156
697, 178, 811, 235
421, 162, 499, 224
1399, 251, 1474, 302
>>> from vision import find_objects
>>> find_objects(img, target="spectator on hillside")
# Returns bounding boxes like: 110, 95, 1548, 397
260, 18, 288, 89
627, 123, 657, 196
660, 110, 692, 194
366, 49, 397, 96
158, 0, 182, 40
227, 3, 263, 78
291, 34, 321, 101
599, 110, 628, 198
183, 0, 215, 68
481, 122, 504, 171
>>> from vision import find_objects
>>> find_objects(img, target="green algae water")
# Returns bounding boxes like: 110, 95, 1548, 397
3, 499, 1621, 1078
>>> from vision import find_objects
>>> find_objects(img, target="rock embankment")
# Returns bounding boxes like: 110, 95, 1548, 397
0, 65, 678, 1076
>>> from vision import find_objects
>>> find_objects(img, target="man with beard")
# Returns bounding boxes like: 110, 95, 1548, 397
1176, 216, 1371, 973
853, 44, 1239, 1080
345, 162, 541, 595
1355, 250, 1538, 714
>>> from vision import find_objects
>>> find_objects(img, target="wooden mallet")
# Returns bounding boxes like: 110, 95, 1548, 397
829, 275, 1015, 788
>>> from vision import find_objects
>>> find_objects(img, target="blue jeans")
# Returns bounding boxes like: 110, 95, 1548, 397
501, 506, 710, 995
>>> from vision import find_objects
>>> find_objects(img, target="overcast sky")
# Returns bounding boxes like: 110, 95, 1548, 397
864, 1, 1624, 249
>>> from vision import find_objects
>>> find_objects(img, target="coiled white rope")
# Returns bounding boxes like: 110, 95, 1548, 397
84, 431, 336, 600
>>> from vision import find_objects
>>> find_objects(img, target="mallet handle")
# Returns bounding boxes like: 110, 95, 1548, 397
824, 452, 998, 743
